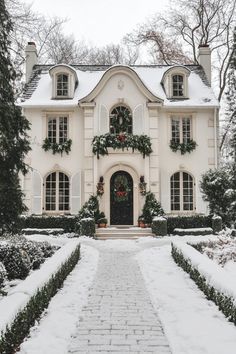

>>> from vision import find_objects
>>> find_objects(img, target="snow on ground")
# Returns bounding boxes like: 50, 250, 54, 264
137, 244, 236, 354
19, 244, 99, 354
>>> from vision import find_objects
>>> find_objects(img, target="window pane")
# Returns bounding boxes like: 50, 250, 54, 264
172, 75, 184, 97
182, 172, 193, 210
59, 172, 70, 211
57, 74, 68, 96
182, 118, 191, 143
45, 172, 56, 211
48, 118, 57, 143
171, 118, 180, 142
171, 172, 180, 211
59, 116, 68, 144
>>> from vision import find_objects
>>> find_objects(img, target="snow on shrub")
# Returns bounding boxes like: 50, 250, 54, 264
0, 262, 7, 288
1, 244, 31, 280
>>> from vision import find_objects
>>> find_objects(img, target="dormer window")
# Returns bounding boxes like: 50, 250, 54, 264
57, 74, 69, 97
49, 64, 78, 99
161, 66, 190, 99
172, 75, 184, 97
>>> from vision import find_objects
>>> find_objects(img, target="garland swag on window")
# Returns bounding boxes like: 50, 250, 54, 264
42, 138, 72, 155
170, 139, 197, 155
92, 133, 152, 159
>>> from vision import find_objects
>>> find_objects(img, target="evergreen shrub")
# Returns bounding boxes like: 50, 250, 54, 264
171, 243, 236, 325
1, 245, 31, 280
80, 218, 96, 237
167, 215, 212, 234
212, 215, 222, 234
152, 216, 167, 236
19, 215, 79, 232
0, 262, 7, 287
142, 192, 164, 224
0, 244, 81, 354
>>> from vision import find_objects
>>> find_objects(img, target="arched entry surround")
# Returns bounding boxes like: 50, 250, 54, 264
102, 164, 139, 226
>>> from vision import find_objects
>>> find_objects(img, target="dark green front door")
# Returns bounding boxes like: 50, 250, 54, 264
110, 171, 133, 225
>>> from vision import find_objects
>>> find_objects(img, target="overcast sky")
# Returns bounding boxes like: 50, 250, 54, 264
23, 0, 170, 46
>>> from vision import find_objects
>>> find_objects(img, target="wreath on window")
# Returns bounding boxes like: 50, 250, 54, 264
170, 139, 197, 155
113, 175, 130, 202
110, 107, 132, 134
42, 138, 72, 155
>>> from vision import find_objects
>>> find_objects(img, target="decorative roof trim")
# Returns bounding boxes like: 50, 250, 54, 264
78, 65, 163, 104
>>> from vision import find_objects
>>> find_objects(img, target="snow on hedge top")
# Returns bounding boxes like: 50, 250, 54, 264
0, 239, 80, 334
172, 241, 236, 300
21, 64, 218, 108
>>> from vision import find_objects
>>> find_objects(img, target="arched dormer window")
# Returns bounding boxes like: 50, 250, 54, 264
56, 73, 69, 97
49, 64, 78, 99
172, 74, 184, 97
171, 171, 194, 211
161, 66, 190, 99
110, 105, 132, 134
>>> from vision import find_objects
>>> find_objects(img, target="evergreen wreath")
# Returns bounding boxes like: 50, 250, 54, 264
110, 109, 132, 133
92, 133, 152, 159
170, 139, 197, 155
42, 138, 72, 155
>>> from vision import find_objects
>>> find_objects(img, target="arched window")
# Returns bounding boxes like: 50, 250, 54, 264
171, 172, 194, 211
110, 106, 132, 134
172, 74, 184, 97
56, 74, 69, 97
45, 172, 70, 212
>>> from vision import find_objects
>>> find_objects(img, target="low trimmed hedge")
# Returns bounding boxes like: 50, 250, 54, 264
167, 215, 212, 234
0, 243, 80, 354
19, 215, 79, 233
171, 243, 236, 325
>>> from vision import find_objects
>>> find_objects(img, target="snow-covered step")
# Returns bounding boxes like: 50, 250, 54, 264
95, 227, 154, 239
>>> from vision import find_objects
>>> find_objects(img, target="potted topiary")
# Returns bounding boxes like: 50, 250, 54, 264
138, 216, 145, 228
98, 217, 108, 228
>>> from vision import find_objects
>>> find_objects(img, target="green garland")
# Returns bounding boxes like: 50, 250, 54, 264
170, 139, 197, 155
92, 133, 152, 159
42, 138, 72, 155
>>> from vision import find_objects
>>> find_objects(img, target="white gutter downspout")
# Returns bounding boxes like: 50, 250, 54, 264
214, 107, 218, 168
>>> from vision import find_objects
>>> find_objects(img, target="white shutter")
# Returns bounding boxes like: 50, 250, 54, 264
32, 170, 42, 214
71, 172, 81, 214
133, 104, 144, 134
99, 105, 109, 134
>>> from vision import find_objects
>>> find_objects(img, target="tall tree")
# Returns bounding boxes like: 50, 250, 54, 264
221, 28, 236, 158
0, 0, 30, 232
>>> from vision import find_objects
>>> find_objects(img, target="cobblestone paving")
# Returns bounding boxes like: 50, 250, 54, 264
69, 245, 171, 354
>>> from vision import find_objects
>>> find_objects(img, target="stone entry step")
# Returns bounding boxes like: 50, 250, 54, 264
96, 227, 154, 240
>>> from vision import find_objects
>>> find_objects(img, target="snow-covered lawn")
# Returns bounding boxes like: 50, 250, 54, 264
137, 243, 236, 354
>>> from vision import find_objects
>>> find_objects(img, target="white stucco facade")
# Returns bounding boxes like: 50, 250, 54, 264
21, 56, 219, 225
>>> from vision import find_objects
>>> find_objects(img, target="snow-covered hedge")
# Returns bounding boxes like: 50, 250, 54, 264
167, 215, 212, 234
19, 215, 79, 232
0, 262, 7, 288
171, 241, 236, 325
0, 240, 80, 354
151, 216, 167, 236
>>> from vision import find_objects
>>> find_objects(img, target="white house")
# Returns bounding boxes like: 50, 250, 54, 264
20, 42, 219, 226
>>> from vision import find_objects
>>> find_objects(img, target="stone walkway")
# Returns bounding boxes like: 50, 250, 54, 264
69, 243, 171, 353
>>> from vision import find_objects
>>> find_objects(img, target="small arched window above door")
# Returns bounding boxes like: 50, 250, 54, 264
110, 105, 132, 134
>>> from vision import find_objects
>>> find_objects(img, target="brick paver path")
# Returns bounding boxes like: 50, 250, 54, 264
69, 244, 171, 353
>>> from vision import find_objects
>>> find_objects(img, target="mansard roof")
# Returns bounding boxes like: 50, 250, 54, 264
21, 64, 218, 108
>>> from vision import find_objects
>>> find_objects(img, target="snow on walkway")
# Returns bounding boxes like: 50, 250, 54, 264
137, 244, 236, 354
18, 235, 236, 354
69, 240, 171, 353
19, 244, 99, 354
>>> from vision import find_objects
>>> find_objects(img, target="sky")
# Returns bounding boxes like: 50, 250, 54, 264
23, 0, 169, 46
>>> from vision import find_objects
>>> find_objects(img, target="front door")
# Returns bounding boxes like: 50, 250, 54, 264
110, 171, 133, 225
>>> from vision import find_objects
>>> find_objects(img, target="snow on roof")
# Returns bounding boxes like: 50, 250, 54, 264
21, 64, 219, 108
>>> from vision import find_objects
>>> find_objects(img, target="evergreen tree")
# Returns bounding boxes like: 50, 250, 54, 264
142, 192, 164, 224
0, 0, 30, 232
